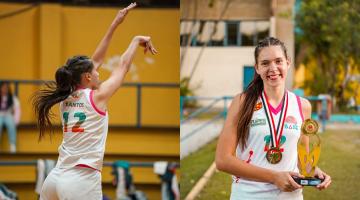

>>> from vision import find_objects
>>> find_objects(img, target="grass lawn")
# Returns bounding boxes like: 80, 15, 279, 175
181, 130, 360, 200
180, 139, 218, 198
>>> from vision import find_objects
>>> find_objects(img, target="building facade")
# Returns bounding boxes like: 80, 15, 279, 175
180, 0, 295, 98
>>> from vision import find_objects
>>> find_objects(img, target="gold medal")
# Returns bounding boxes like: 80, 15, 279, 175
301, 119, 318, 135
266, 147, 282, 164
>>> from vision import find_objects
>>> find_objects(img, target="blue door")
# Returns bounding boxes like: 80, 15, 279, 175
243, 66, 255, 91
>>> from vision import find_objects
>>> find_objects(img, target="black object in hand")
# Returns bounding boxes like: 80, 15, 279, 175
292, 176, 324, 186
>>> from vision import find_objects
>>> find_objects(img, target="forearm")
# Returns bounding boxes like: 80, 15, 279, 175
216, 155, 276, 183
94, 37, 139, 101
91, 23, 118, 69
118, 37, 140, 73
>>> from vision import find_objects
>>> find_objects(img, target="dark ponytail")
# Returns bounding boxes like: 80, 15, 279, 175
32, 55, 94, 140
237, 37, 288, 150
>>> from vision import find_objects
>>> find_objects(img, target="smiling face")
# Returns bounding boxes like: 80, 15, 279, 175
255, 45, 290, 88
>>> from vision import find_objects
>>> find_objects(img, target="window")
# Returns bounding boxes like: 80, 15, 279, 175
209, 21, 225, 46
180, 20, 270, 47
225, 22, 239, 46
180, 21, 196, 47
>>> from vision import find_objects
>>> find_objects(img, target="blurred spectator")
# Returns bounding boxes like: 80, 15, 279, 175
348, 96, 357, 111
0, 82, 20, 153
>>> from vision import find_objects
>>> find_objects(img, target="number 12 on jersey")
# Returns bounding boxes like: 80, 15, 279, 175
63, 112, 86, 133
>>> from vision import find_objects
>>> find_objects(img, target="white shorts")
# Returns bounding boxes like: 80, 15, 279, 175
40, 166, 102, 200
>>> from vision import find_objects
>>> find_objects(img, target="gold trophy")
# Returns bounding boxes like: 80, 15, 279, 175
293, 119, 324, 186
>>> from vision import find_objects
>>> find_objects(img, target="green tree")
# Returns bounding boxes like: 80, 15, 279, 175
296, 0, 360, 110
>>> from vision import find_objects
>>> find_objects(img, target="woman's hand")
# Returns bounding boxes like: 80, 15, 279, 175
91, 2, 137, 69
314, 167, 331, 190
273, 171, 303, 192
112, 2, 137, 26
134, 36, 158, 55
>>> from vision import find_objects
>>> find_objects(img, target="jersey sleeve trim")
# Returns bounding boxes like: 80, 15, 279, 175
90, 90, 106, 116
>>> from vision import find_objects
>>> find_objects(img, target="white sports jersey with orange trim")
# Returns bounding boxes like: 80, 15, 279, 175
230, 91, 305, 200
57, 88, 108, 171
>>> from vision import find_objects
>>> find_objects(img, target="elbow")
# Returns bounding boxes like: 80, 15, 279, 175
215, 154, 226, 172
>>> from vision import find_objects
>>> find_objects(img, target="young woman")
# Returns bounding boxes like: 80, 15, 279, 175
0, 82, 20, 153
215, 37, 331, 199
33, 3, 157, 199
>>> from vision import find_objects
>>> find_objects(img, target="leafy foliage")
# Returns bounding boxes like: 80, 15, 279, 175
296, 0, 360, 110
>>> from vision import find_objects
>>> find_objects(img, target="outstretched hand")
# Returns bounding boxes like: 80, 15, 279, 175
113, 2, 137, 25
135, 36, 158, 55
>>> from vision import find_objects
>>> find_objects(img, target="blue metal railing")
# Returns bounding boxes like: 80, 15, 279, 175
180, 94, 359, 142
181, 97, 223, 124
181, 93, 360, 145
0, 79, 179, 128
180, 96, 233, 142
307, 95, 330, 131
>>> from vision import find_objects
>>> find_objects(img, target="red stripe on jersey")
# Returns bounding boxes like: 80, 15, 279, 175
90, 90, 106, 116
76, 164, 101, 172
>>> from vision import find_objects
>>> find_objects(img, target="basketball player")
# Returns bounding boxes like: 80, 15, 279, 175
215, 37, 331, 199
33, 3, 157, 199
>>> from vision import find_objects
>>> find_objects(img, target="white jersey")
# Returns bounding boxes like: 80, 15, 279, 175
56, 88, 108, 171
231, 91, 304, 200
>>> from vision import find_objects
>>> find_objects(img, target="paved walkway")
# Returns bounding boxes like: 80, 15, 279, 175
325, 123, 360, 131
180, 119, 224, 159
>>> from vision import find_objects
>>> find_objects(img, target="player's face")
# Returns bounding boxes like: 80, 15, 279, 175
89, 67, 100, 89
255, 46, 290, 87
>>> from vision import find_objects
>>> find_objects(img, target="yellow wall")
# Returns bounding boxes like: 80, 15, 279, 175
0, 2, 179, 126
0, 3, 39, 80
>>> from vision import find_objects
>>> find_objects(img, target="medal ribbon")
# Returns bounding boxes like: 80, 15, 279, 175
260, 91, 288, 148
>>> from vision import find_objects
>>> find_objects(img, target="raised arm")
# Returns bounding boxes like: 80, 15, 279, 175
93, 36, 157, 110
91, 2, 137, 69
215, 94, 303, 192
